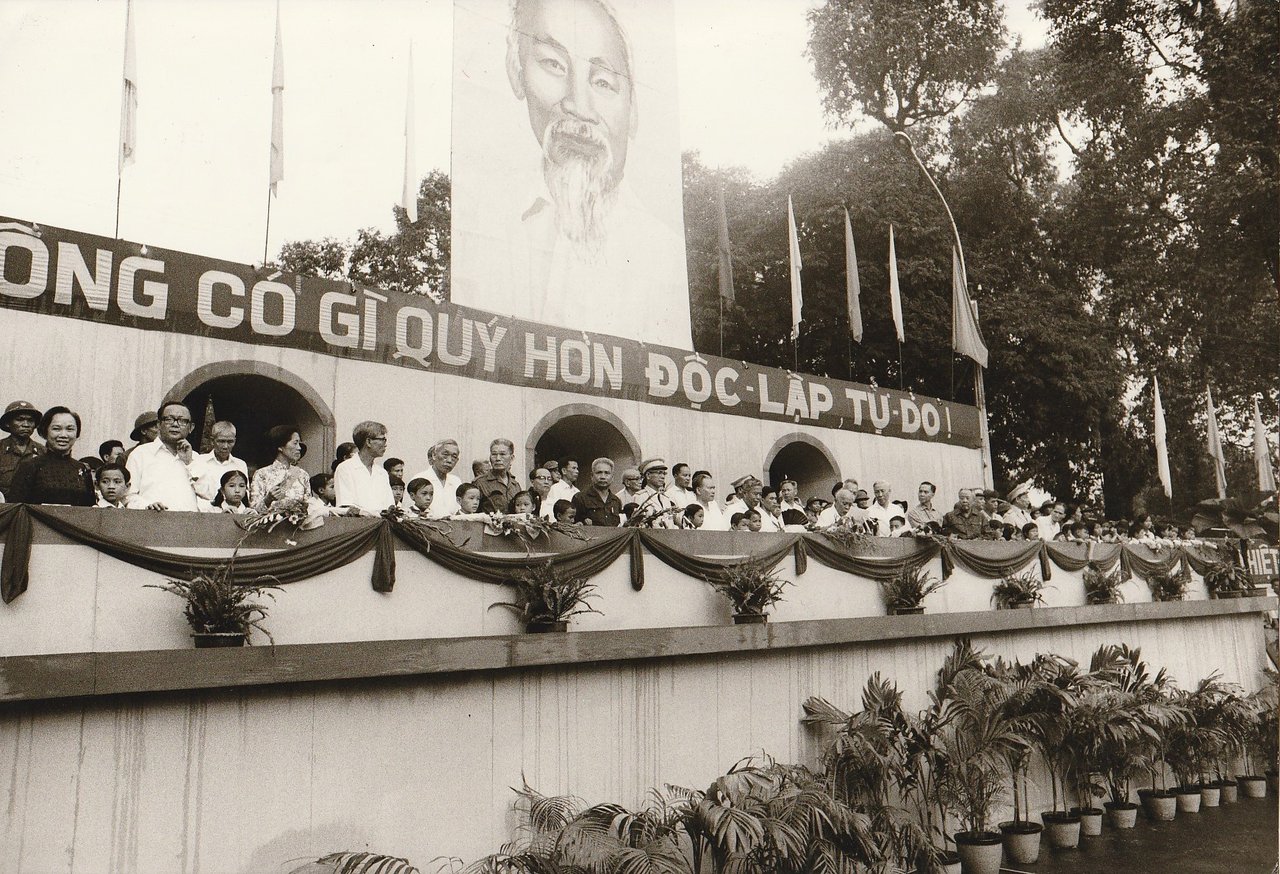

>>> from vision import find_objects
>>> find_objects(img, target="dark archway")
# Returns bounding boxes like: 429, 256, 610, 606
526, 404, 640, 482
765, 433, 841, 504
166, 363, 334, 473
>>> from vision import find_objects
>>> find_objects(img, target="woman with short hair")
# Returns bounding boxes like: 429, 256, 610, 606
250, 425, 310, 513
8, 406, 96, 506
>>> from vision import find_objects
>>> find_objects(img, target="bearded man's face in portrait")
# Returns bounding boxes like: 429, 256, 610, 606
508, 0, 635, 250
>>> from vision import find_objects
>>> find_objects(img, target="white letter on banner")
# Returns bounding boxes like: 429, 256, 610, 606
473, 322, 507, 372
645, 353, 678, 398
900, 398, 921, 434
54, 243, 112, 310
809, 382, 833, 417
395, 306, 433, 366
319, 289, 359, 348
845, 388, 868, 425
436, 313, 473, 366
592, 343, 622, 391
758, 374, 784, 415
525, 333, 557, 381
784, 379, 810, 419
682, 360, 712, 403
715, 367, 741, 406
559, 339, 591, 384
869, 393, 891, 431
361, 294, 381, 351
117, 256, 168, 318
0, 231, 50, 299
921, 402, 942, 436
197, 271, 245, 329
250, 280, 295, 336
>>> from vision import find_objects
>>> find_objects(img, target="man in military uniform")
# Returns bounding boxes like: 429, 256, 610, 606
0, 400, 44, 498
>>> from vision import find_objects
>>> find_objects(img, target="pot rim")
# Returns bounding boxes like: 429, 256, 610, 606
1069, 806, 1104, 816
953, 830, 1003, 846
1104, 801, 1139, 810
998, 821, 1044, 835
1042, 811, 1082, 824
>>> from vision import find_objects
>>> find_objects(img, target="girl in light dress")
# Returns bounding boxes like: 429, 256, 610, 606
213, 470, 252, 515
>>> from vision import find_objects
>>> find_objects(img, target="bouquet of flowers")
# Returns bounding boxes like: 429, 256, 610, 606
240, 496, 320, 544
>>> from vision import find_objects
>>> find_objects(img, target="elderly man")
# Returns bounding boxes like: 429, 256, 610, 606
474, 438, 522, 514
0, 400, 44, 497
817, 488, 856, 528
1002, 481, 1035, 529
410, 439, 464, 518
665, 462, 697, 508
334, 421, 396, 515
692, 471, 729, 531
571, 457, 622, 526
943, 488, 984, 540
630, 458, 679, 526
187, 421, 248, 502
126, 401, 200, 511
866, 481, 898, 536
615, 466, 644, 506
907, 481, 943, 531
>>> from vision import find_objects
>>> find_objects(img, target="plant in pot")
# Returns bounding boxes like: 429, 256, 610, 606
1204, 558, 1250, 599
990, 571, 1049, 610
146, 556, 282, 648
1207, 685, 1257, 803
489, 560, 602, 632
880, 563, 946, 615
1242, 667, 1280, 797
1147, 568, 1189, 602
1082, 562, 1125, 605
707, 558, 791, 624
1164, 677, 1234, 813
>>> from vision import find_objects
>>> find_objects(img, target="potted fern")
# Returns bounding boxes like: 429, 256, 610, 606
1204, 558, 1249, 599
991, 571, 1049, 609
489, 560, 602, 632
879, 563, 946, 615
147, 560, 281, 647
1148, 568, 1189, 602
708, 559, 792, 624
1082, 562, 1124, 605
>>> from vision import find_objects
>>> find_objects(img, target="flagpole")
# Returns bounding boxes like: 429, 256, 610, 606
114, 177, 123, 239
718, 294, 724, 358
263, 188, 273, 265
897, 340, 904, 390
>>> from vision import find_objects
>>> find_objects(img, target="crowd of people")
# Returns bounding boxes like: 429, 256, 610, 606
0, 398, 1204, 543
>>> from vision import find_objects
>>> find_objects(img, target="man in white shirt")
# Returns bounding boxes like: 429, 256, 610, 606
1035, 501, 1065, 541
691, 471, 729, 531
816, 489, 856, 528
334, 420, 395, 516
615, 467, 644, 508
543, 457, 579, 519
866, 481, 898, 537
630, 458, 680, 527
757, 488, 784, 533
410, 438, 464, 519
187, 421, 248, 502
1001, 482, 1035, 530
127, 401, 200, 511
665, 462, 697, 508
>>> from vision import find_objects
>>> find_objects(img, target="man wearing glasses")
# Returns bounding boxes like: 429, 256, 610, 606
615, 467, 643, 506
126, 401, 200, 511
410, 439, 463, 519
334, 421, 396, 516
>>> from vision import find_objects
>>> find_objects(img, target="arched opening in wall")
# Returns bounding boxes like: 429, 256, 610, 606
167, 364, 334, 473
526, 404, 640, 484
766, 434, 840, 504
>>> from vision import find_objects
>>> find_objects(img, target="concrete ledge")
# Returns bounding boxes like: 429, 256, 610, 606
0, 595, 1272, 704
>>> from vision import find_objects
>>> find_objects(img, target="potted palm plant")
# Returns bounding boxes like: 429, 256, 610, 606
991, 571, 1049, 610
489, 560, 602, 632
879, 563, 946, 615
1148, 568, 1189, 602
147, 558, 281, 647
1082, 562, 1125, 605
707, 559, 791, 624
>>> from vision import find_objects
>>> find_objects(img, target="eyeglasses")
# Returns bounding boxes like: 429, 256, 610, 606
367, 436, 388, 442
160, 416, 191, 425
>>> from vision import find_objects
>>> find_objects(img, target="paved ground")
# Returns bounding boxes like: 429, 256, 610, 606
999, 794, 1278, 873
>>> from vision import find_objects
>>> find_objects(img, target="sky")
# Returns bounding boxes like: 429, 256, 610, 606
0, 0, 1049, 266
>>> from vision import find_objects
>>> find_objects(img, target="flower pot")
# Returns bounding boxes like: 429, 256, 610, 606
1041, 811, 1081, 848
998, 821, 1043, 864
1104, 801, 1138, 829
1174, 787, 1202, 813
1219, 780, 1237, 803
526, 620, 568, 633
1143, 791, 1177, 821
192, 632, 246, 648
937, 851, 961, 874
954, 831, 1002, 874
733, 612, 767, 625
1246, 586, 1269, 598
892, 606, 925, 615
1070, 806, 1104, 836
1200, 783, 1221, 807
1237, 775, 1267, 798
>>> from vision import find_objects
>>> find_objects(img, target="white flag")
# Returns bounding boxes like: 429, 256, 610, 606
1153, 375, 1172, 499
844, 208, 862, 343
1253, 396, 1276, 494
888, 224, 904, 343
1206, 385, 1227, 499
269, 2, 284, 196
401, 45, 417, 222
118, 0, 138, 174
787, 196, 802, 341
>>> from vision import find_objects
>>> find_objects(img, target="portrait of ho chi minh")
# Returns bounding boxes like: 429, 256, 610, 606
450, 0, 693, 351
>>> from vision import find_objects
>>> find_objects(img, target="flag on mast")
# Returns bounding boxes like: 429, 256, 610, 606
1253, 396, 1276, 493
269, 2, 285, 196
1153, 375, 1172, 499
118, 0, 138, 174
1205, 385, 1227, 499
887, 224, 904, 342
844, 208, 862, 342
401, 45, 417, 222
951, 247, 988, 367
787, 196, 803, 340
716, 185, 734, 304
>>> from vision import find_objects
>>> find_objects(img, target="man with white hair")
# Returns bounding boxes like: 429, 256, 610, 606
187, 421, 248, 502
866, 481, 897, 537
410, 439, 464, 519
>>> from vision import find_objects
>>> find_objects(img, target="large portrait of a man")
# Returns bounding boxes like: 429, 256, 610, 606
451, 0, 693, 350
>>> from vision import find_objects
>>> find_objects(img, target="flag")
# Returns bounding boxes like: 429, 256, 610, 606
887, 224, 904, 343
1206, 385, 1227, 498
1153, 375, 1172, 499
1253, 396, 1276, 493
269, 2, 284, 196
844, 208, 862, 342
118, 0, 137, 174
951, 247, 988, 368
401, 45, 417, 222
787, 196, 802, 340
716, 185, 734, 304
